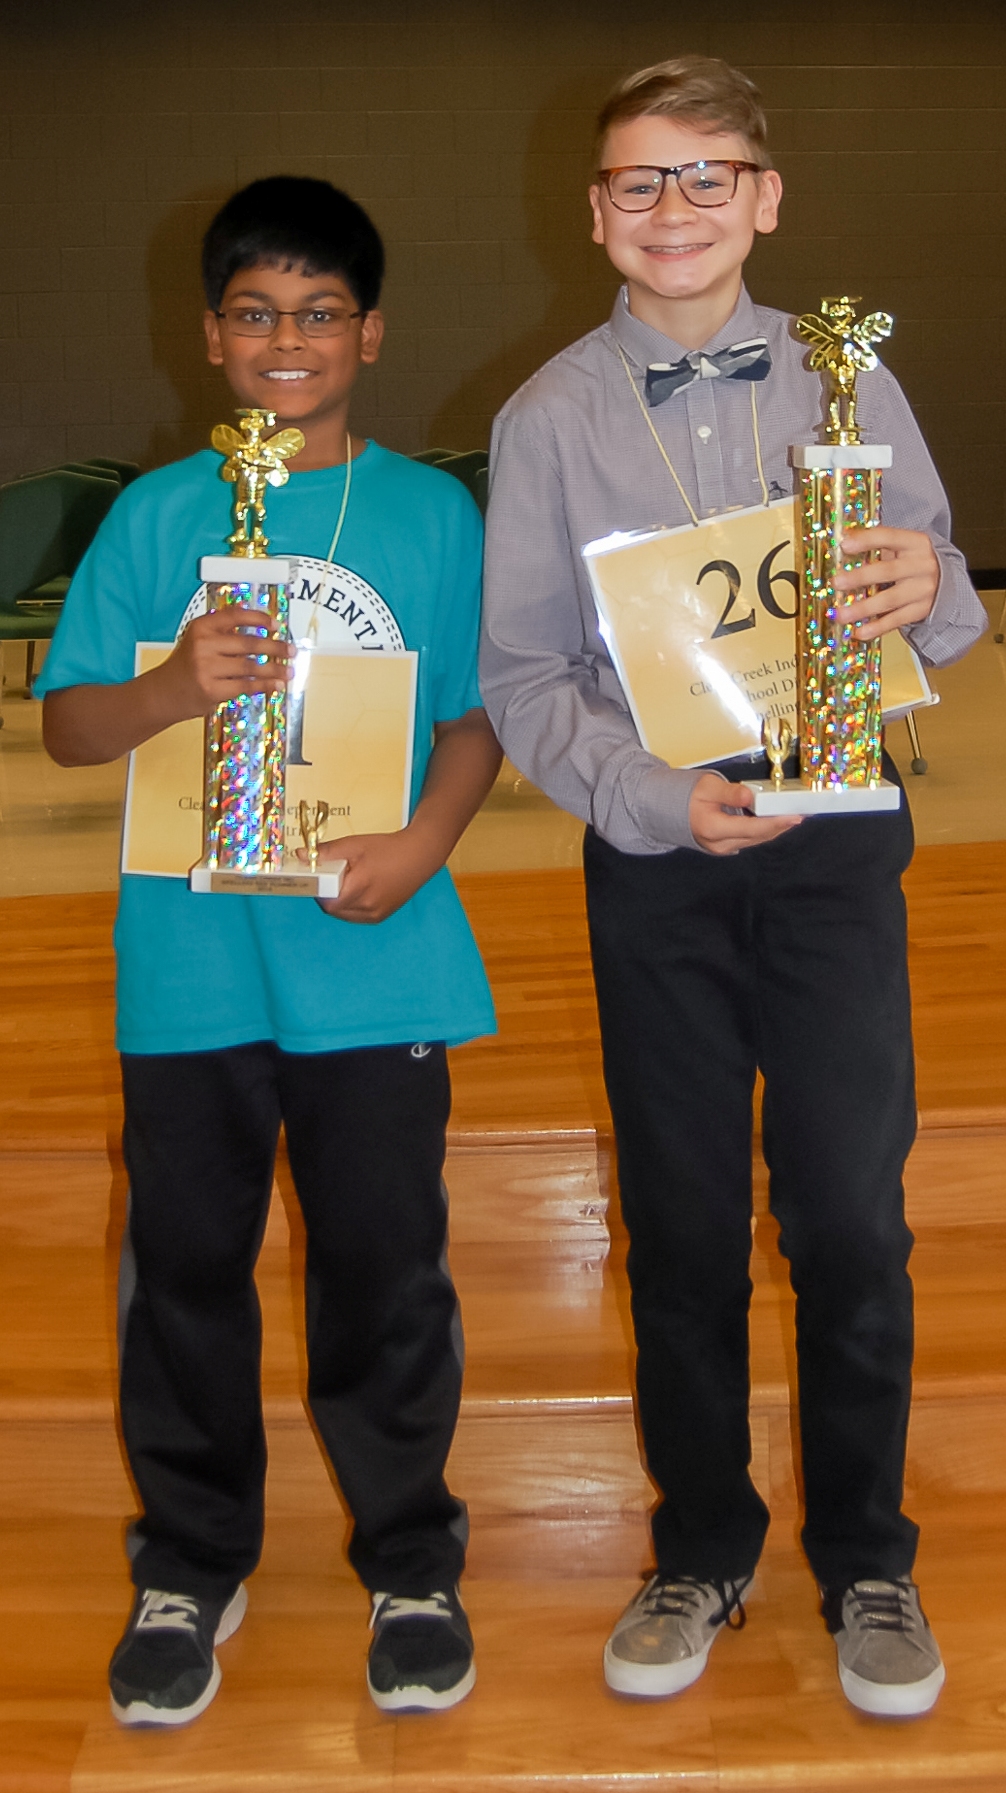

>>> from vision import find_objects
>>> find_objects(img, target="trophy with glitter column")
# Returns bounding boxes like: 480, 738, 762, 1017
189, 407, 346, 896
749, 296, 901, 815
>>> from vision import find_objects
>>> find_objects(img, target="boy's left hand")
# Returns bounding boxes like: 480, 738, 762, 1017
833, 527, 939, 639
303, 708, 501, 924
309, 830, 440, 925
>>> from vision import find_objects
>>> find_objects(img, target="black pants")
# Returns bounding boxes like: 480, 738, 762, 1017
118, 1040, 466, 1602
583, 756, 919, 1592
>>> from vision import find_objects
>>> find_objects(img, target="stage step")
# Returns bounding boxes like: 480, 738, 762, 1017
0, 849, 1004, 1786
3, 843, 1006, 1149
3, 1142, 1006, 1511
1, 1432, 1004, 1792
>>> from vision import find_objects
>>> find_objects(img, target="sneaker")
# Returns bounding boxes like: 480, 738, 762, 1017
603, 1573, 751, 1697
109, 1584, 248, 1726
366, 1587, 475, 1712
825, 1577, 945, 1717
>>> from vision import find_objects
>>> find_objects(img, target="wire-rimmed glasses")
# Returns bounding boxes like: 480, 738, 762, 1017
599, 162, 762, 211
215, 305, 364, 338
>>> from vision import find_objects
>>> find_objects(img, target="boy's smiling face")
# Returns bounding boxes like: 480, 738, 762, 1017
589, 115, 782, 345
204, 262, 383, 461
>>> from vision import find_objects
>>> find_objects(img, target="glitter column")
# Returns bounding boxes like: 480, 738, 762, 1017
199, 558, 290, 873
793, 448, 889, 790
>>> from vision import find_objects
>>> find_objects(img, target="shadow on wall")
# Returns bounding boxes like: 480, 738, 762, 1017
429, 72, 621, 448
144, 190, 234, 468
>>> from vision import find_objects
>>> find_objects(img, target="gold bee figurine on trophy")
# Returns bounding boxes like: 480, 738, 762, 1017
211, 409, 305, 557
796, 296, 893, 447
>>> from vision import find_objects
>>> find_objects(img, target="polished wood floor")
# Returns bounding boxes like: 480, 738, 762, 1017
1, 844, 1005, 1787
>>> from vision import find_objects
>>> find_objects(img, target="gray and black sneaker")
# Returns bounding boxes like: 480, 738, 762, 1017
824, 1577, 945, 1716
109, 1584, 247, 1726
366, 1587, 475, 1712
603, 1573, 752, 1697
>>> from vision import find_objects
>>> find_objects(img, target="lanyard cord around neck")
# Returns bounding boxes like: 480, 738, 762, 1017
303, 433, 353, 645
616, 345, 769, 526
325, 432, 354, 561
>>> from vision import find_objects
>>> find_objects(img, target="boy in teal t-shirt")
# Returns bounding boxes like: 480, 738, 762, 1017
38, 177, 500, 1725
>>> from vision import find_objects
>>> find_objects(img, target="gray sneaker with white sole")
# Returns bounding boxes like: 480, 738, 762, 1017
826, 1578, 945, 1716
603, 1573, 752, 1697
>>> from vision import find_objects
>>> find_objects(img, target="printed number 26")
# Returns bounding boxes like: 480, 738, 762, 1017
700, 541, 799, 640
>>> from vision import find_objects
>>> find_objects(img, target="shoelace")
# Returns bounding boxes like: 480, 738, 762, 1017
135, 1590, 200, 1633
846, 1581, 916, 1633
640, 1575, 748, 1632
370, 1591, 453, 1629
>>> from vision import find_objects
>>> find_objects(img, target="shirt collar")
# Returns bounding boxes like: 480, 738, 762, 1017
608, 283, 762, 370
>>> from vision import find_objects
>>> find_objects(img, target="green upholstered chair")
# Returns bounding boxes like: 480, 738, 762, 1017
57, 461, 121, 484
426, 449, 489, 515
0, 468, 119, 713
84, 457, 139, 486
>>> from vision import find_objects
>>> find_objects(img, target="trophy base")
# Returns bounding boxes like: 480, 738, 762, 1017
748, 778, 901, 816
189, 856, 346, 898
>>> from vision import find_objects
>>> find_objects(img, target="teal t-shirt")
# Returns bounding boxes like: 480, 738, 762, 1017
36, 443, 497, 1056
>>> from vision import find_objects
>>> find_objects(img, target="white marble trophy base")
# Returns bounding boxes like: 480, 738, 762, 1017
189, 856, 347, 897
790, 444, 892, 469
749, 779, 901, 816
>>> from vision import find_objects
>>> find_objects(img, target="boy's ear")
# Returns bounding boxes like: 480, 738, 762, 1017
754, 168, 783, 236
204, 308, 224, 366
359, 308, 384, 367
588, 183, 606, 247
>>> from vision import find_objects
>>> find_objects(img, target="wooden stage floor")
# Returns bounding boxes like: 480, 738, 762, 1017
0, 843, 1005, 1789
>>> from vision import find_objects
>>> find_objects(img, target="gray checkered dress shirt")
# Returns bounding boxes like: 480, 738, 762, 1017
480, 286, 987, 854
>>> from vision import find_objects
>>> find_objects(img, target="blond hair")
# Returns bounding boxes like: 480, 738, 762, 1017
596, 56, 772, 169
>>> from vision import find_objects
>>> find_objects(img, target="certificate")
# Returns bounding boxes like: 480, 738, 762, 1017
121, 646, 418, 879
583, 497, 934, 769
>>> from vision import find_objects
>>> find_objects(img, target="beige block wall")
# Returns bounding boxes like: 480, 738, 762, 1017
0, 0, 1003, 565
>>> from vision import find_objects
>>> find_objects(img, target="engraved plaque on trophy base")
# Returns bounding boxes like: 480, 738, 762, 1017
189, 859, 347, 897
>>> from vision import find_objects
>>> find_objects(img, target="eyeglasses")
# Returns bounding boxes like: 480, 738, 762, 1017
216, 305, 364, 338
599, 162, 761, 212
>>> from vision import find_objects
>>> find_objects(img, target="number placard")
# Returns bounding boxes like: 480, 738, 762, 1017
583, 496, 932, 769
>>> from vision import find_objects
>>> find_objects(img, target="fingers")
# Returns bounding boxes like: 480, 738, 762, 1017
701, 818, 801, 855
833, 578, 936, 636
840, 526, 917, 556
689, 777, 802, 856
178, 607, 294, 705
842, 592, 935, 636
194, 609, 294, 664
827, 529, 938, 636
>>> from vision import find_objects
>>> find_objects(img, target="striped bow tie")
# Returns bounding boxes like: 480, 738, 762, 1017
645, 337, 772, 406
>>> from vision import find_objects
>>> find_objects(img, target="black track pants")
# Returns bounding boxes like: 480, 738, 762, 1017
119, 1040, 466, 1601
583, 756, 919, 1592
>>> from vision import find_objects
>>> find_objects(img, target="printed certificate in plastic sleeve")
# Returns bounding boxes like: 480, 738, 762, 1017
122, 645, 418, 878
582, 496, 933, 770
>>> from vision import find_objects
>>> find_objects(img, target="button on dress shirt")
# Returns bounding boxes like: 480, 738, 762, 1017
480, 286, 987, 855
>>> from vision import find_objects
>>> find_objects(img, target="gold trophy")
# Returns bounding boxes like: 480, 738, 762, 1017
748, 296, 901, 815
189, 408, 346, 896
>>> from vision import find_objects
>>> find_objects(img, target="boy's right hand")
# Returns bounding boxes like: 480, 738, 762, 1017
688, 771, 802, 855
158, 607, 293, 721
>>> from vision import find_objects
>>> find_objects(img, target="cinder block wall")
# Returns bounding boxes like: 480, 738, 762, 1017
0, 0, 1002, 564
